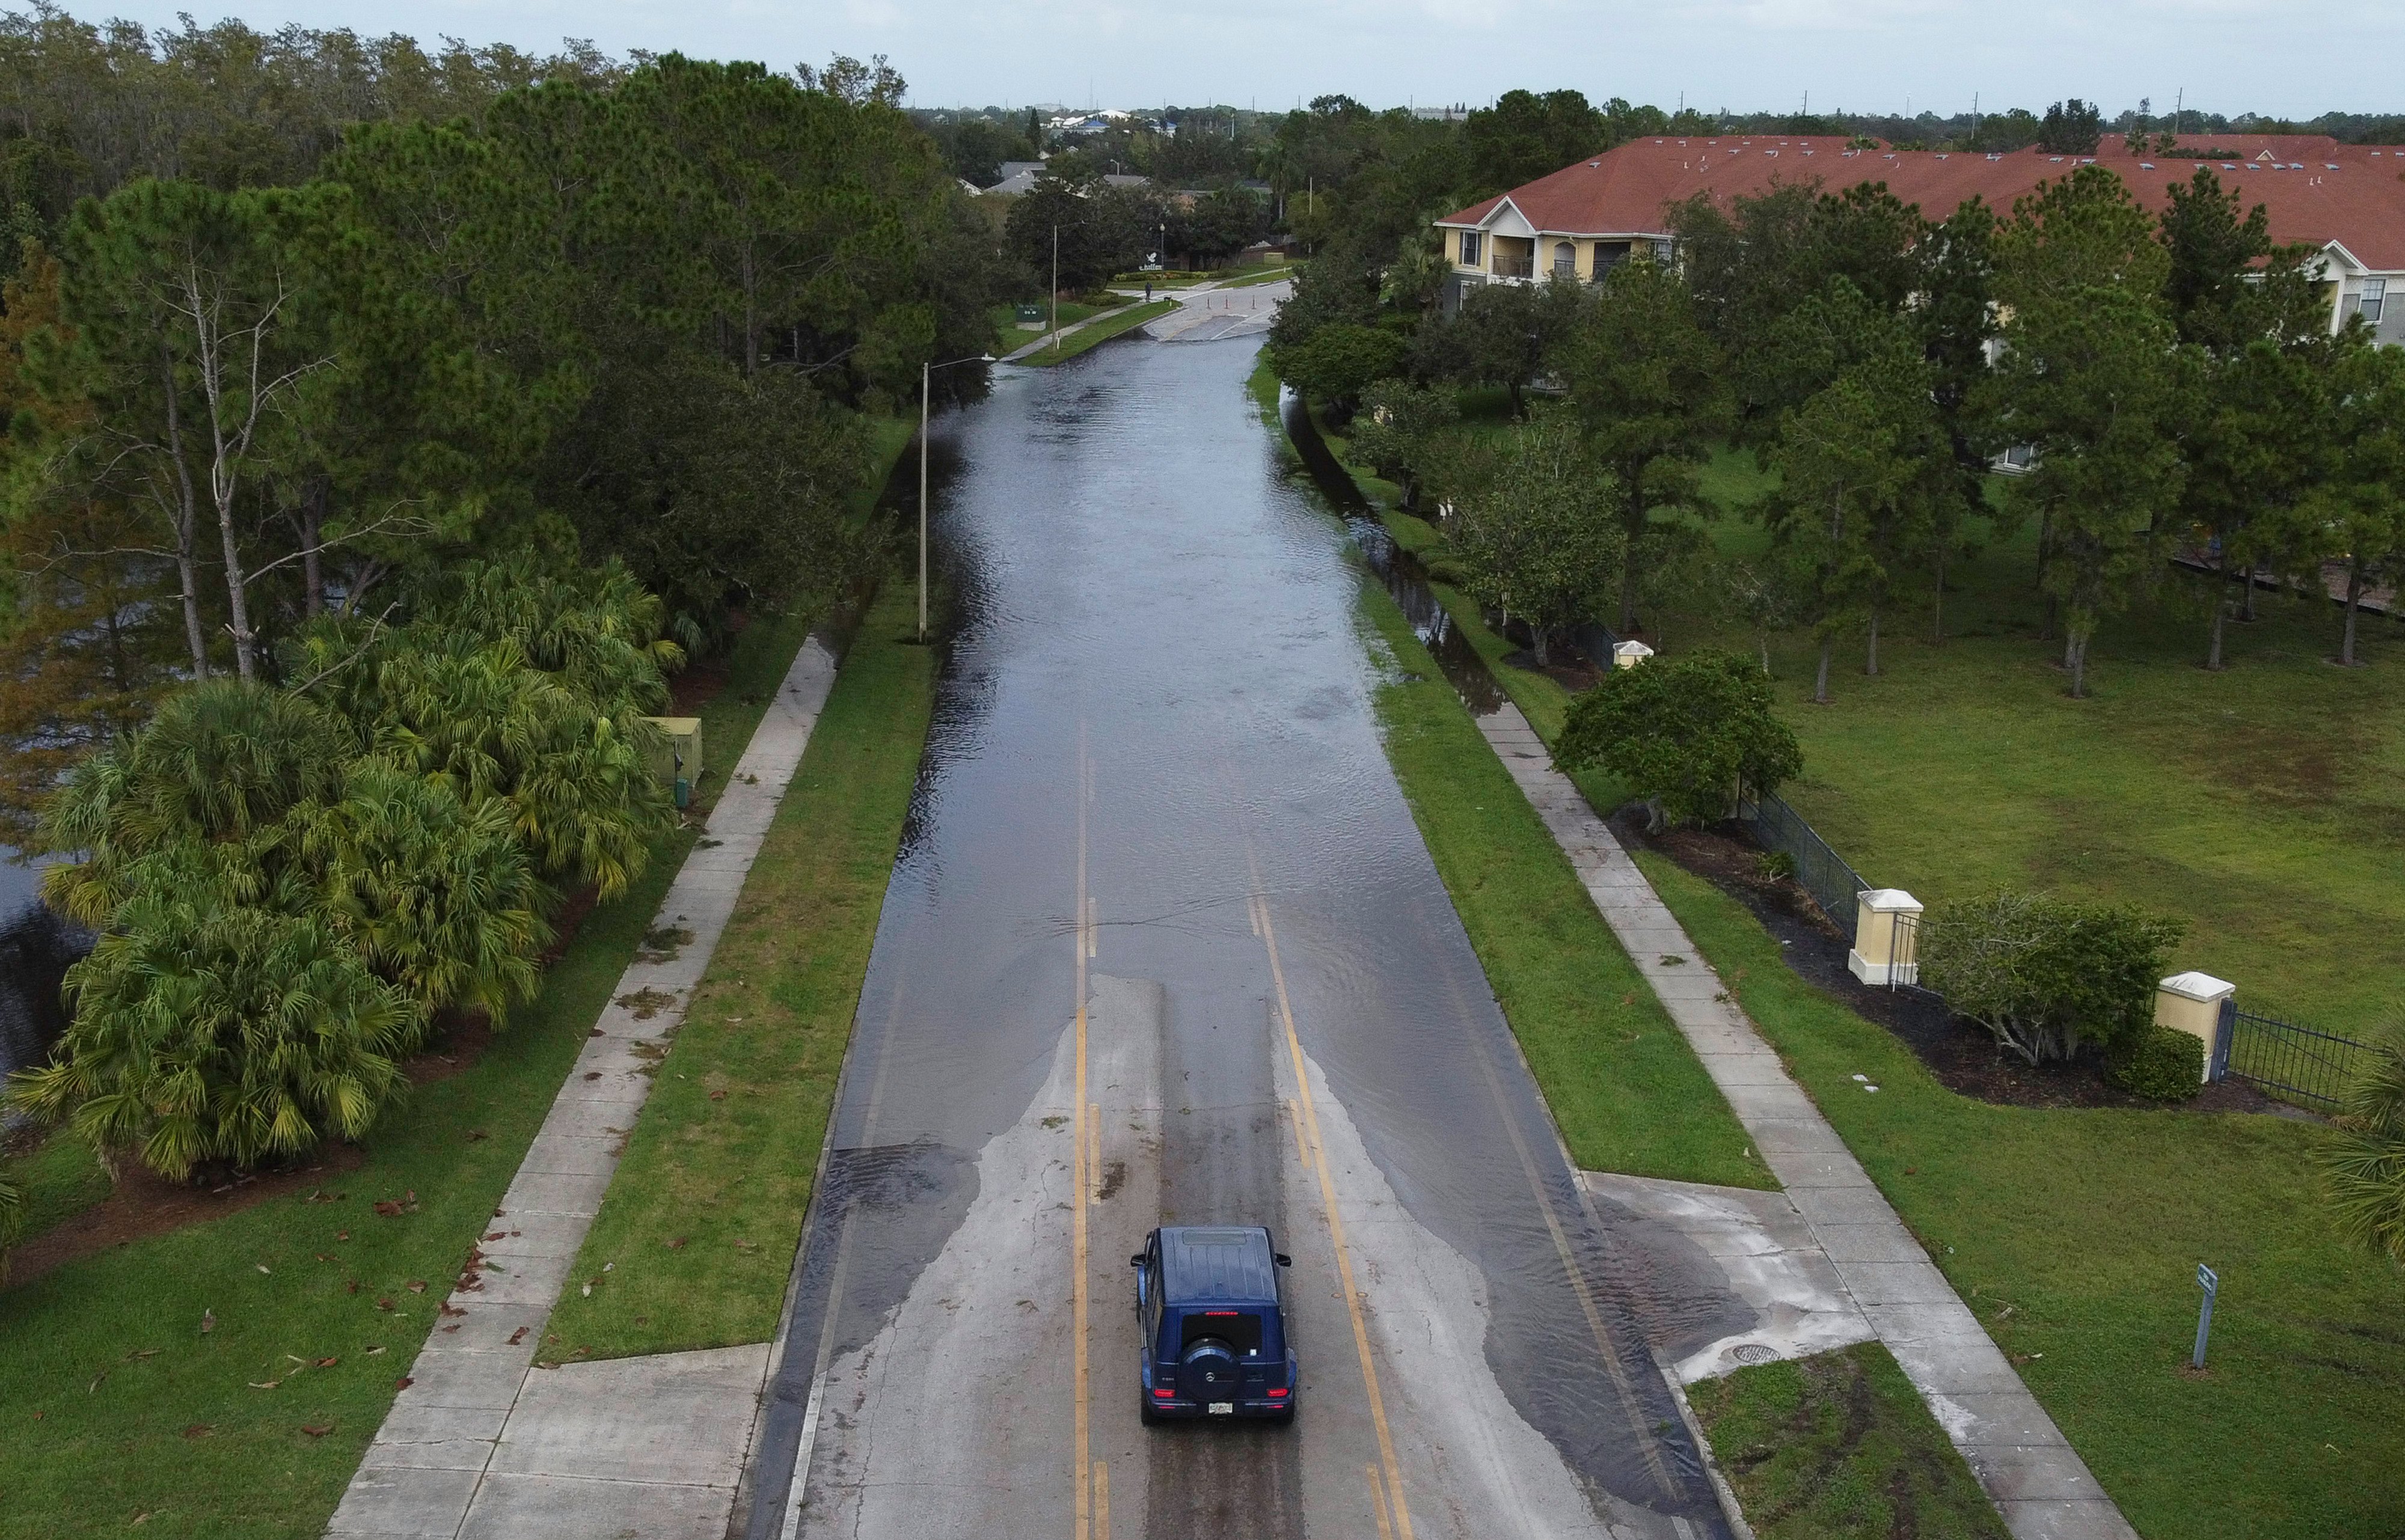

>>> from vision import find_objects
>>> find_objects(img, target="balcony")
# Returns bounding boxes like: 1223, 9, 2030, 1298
1492, 254, 1535, 280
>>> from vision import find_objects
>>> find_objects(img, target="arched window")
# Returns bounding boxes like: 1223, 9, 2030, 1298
1551, 240, 1576, 276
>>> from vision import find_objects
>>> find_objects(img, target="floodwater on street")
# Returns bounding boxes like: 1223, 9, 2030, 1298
746, 328, 1743, 1540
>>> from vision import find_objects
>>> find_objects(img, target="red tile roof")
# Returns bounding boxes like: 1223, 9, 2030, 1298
1438, 133, 2405, 270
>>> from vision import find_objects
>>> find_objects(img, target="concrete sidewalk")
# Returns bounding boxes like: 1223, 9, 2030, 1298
323, 637, 843, 1540
1474, 702, 2138, 1540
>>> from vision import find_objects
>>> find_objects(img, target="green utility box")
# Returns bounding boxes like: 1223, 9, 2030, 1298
640, 716, 703, 805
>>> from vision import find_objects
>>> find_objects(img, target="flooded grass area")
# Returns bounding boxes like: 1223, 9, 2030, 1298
1688, 1341, 2009, 1540
1354, 572, 1769, 1189
1643, 852, 2405, 1540
550, 580, 937, 1359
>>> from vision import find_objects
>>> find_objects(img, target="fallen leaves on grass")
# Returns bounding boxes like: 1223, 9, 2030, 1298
199, 1310, 216, 1335
301, 1423, 332, 1437
181, 1425, 212, 1439
316, 1357, 339, 1368
393, 1376, 413, 1390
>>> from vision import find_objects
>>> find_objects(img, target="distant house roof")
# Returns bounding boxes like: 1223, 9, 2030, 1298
984, 168, 1153, 198
995, 160, 1046, 181
1436, 134, 2405, 271
1101, 173, 1151, 189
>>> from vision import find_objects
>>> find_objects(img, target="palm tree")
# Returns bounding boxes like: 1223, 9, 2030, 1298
298, 760, 550, 1033
2327, 1020, 2405, 1267
10, 877, 416, 1181
37, 679, 350, 925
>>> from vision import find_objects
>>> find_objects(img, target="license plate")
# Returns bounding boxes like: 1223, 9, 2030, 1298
1208, 1401, 1234, 1415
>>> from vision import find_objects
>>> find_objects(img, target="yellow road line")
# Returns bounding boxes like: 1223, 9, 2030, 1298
1073, 727, 1092, 1540
1367, 1462, 1397, 1540
1094, 1460, 1111, 1540
1089, 1105, 1103, 1204
1283, 1095, 1310, 1168
1252, 883, 1416, 1540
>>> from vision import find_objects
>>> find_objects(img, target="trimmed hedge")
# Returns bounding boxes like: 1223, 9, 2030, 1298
2108, 1025, 2206, 1102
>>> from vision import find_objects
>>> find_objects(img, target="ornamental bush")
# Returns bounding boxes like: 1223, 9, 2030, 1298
1554, 647, 1803, 829
2323, 1021, 2405, 1268
1919, 890, 2184, 1063
2107, 1026, 2205, 1101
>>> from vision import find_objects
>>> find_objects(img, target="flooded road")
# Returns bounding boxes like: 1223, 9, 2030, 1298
748, 332, 1732, 1540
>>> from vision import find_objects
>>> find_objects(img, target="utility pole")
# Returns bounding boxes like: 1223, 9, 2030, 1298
2175, 87, 2184, 137
1050, 224, 1059, 357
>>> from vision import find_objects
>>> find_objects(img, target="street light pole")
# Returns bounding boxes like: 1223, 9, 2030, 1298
916, 352, 998, 643
919, 359, 930, 640
1050, 224, 1059, 358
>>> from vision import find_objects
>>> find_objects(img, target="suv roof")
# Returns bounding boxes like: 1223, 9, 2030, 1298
1158, 1226, 1279, 1305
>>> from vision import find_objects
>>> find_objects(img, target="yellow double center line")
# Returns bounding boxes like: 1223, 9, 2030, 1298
1249, 881, 1416, 1540
1073, 730, 1098, 1540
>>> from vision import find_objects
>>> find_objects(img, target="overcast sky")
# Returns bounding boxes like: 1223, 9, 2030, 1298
91, 0, 2405, 121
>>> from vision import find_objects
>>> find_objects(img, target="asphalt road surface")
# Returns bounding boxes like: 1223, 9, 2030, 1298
745, 331, 1736, 1540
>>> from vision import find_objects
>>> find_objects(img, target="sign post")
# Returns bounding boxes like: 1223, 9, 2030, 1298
2192, 1263, 2219, 1369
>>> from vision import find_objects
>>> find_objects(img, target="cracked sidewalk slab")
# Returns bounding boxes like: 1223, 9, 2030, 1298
325, 638, 842, 1540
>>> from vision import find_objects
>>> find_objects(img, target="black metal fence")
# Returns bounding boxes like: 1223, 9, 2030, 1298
0, 902, 88, 1089
2214, 998, 2376, 1112
1734, 784, 1869, 930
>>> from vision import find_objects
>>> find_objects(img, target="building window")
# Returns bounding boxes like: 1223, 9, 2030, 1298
1551, 240, 1576, 277
2358, 278, 2388, 324
1459, 231, 1482, 268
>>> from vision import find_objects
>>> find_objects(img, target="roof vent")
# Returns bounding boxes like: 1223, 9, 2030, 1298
1589, 161, 1600, 168
2049, 156, 2063, 162
2326, 163, 2341, 170
2140, 162, 2156, 170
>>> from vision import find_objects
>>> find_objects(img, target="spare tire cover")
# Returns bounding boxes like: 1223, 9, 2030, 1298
1178, 1338, 1240, 1402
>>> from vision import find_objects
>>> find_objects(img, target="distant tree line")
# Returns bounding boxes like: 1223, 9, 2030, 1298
1277, 153, 2405, 701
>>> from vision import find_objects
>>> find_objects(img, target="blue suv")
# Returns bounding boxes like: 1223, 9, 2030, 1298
1130, 1225, 1297, 1423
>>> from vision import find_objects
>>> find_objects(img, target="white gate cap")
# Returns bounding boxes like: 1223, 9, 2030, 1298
1858, 888, 1922, 914
1613, 640, 1655, 660
2159, 971, 2235, 1004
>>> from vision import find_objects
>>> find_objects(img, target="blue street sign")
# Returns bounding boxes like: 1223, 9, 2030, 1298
2193, 1263, 2219, 1369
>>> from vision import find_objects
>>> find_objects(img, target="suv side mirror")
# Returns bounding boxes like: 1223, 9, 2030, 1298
1274, 1253, 1292, 1267
1130, 1253, 1147, 1268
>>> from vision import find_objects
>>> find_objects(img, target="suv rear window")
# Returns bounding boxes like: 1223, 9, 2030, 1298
1180, 1310, 1264, 1357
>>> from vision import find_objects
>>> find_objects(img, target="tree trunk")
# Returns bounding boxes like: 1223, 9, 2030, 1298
2207, 599, 2226, 671
215, 478, 256, 681
159, 344, 210, 677
1759, 634, 1772, 676
1864, 607, 1881, 676
2341, 566, 2364, 666
299, 474, 328, 620
1531, 626, 1551, 666
1618, 502, 1643, 634
1814, 636, 1833, 703
2065, 628, 2088, 698
1931, 543, 1947, 644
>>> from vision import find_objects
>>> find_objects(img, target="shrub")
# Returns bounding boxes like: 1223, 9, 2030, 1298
10, 885, 417, 1181
1554, 648, 1803, 829
2324, 1021, 2405, 1267
2107, 1026, 2205, 1101
1272, 322, 1409, 412
1919, 890, 2184, 1063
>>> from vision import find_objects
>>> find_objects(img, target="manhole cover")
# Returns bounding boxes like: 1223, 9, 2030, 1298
1729, 1343, 1780, 1366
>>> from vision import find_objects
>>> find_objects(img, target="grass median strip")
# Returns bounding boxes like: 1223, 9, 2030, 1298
1639, 851, 2405, 1540
1355, 576, 1767, 1188
1016, 298, 1179, 366
548, 579, 936, 1358
1687, 1341, 2009, 1540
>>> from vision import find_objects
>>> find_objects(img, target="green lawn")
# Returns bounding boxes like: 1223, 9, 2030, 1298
547, 581, 936, 1358
1645, 853, 2405, 1540
1356, 576, 1767, 1188
1327, 387, 2405, 1030
1012, 298, 1178, 366
1688, 1342, 2011, 1540
1683, 524, 2405, 1028
0, 425, 915, 1539
1211, 264, 1295, 289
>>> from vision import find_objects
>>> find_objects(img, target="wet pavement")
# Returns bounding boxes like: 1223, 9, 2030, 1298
747, 332, 1736, 1540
